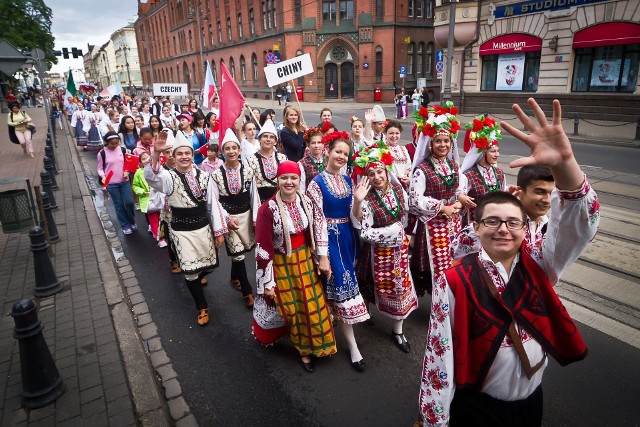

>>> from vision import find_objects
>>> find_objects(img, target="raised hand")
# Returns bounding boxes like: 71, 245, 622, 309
501, 98, 573, 169
364, 109, 375, 123
154, 130, 169, 153
353, 177, 371, 202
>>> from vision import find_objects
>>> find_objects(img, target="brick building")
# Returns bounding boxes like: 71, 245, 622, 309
134, 0, 438, 103
436, 0, 640, 121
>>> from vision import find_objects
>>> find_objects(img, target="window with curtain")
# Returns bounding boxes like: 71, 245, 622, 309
230, 57, 236, 80
427, 0, 434, 18
407, 43, 414, 76
376, 46, 383, 83
238, 14, 243, 38
252, 53, 258, 82
240, 56, 246, 82
323, 0, 336, 21
217, 21, 222, 43
227, 18, 232, 41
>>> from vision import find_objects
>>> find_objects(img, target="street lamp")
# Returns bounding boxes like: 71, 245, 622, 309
118, 42, 133, 90
141, 31, 155, 89
441, 0, 458, 104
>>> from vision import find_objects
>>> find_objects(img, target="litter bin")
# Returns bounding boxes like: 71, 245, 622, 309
0, 189, 34, 234
374, 87, 382, 102
296, 86, 304, 101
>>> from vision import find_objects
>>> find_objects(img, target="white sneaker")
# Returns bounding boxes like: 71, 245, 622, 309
158, 239, 167, 248
135, 203, 140, 211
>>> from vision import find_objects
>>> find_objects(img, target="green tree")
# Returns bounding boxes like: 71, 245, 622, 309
0, 0, 57, 68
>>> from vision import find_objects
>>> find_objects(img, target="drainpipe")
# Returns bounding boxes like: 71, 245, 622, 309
459, 0, 481, 114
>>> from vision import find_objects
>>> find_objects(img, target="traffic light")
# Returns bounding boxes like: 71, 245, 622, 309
62, 48, 69, 59
71, 48, 83, 58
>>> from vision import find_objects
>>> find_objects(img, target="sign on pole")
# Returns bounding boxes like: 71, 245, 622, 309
153, 83, 189, 97
264, 53, 314, 87
436, 50, 445, 62
435, 62, 444, 73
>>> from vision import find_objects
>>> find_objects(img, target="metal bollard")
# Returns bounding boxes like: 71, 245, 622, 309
11, 299, 65, 409
43, 157, 58, 190
636, 117, 640, 141
30, 226, 63, 297
46, 134, 52, 148
44, 146, 58, 175
40, 171, 58, 211
41, 192, 60, 243
573, 113, 579, 136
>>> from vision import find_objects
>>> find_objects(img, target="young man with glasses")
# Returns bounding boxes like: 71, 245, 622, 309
418, 99, 600, 427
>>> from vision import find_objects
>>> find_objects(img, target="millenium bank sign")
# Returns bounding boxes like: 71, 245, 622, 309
495, 0, 609, 18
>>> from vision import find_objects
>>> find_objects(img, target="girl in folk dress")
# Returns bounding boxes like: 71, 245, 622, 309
240, 121, 259, 165
409, 102, 464, 295
458, 115, 506, 227
384, 120, 412, 189
307, 133, 370, 372
298, 127, 325, 194
253, 161, 336, 373
352, 142, 419, 353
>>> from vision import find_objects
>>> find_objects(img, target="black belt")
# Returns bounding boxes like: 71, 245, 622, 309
219, 192, 251, 215
171, 204, 209, 231
257, 186, 277, 204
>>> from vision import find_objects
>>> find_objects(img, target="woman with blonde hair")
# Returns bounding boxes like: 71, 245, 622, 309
280, 105, 306, 162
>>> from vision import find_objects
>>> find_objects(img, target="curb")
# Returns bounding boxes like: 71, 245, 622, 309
62, 124, 199, 427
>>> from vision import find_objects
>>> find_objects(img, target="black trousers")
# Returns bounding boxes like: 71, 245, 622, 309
450, 386, 543, 427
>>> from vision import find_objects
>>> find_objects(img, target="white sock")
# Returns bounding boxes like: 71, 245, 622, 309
393, 320, 405, 344
340, 322, 363, 363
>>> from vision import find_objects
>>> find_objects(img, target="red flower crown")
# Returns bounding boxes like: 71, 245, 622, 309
321, 131, 350, 147
303, 126, 323, 144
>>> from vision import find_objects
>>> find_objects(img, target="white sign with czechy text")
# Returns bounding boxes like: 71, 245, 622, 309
153, 83, 189, 97
264, 53, 314, 88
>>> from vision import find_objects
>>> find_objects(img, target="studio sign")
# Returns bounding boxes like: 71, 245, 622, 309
495, 0, 609, 18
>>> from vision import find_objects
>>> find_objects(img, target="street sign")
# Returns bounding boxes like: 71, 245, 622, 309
435, 61, 444, 73
265, 52, 276, 64
436, 49, 445, 62
437, 72, 443, 80
274, 52, 281, 63
153, 83, 188, 96
264, 53, 314, 87
399, 65, 407, 74
399, 73, 406, 79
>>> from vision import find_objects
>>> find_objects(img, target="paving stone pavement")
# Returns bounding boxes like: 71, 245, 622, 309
0, 106, 170, 426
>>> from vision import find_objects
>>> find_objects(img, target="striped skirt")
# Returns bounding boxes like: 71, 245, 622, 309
254, 244, 337, 357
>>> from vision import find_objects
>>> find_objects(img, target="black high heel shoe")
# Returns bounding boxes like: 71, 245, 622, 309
301, 357, 315, 373
351, 359, 366, 372
392, 332, 411, 353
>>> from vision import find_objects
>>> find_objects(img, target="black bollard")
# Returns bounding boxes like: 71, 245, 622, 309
44, 147, 58, 175
30, 226, 63, 297
43, 157, 58, 190
41, 192, 60, 243
46, 135, 52, 148
11, 299, 65, 409
40, 171, 58, 211
573, 113, 579, 136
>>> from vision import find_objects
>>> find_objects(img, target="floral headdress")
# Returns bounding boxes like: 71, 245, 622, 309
352, 140, 394, 176
303, 126, 323, 144
321, 131, 350, 147
320, 121, 334, 133
463, 114, 502, 152
349, 115, 362, 124
413, 101, 461, 139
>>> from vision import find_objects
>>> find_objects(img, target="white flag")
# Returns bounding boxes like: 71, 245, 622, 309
202, 61, 218, 109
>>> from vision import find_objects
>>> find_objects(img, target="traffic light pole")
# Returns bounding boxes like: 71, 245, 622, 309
31, 49, 57, 149
442, 0, 457, 104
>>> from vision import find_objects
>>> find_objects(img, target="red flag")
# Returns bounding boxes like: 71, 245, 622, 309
219, 62, 245, 139
197, 143, 210, 156
123, 153, 140, 173
102, 170, 114, 189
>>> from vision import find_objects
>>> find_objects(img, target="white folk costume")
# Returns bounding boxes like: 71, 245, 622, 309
352, 143, 418, 321
371, 105, 387, 142
210, 129, 256, 305
253, 161, 337, 357
409, 102, 463, 295
419, 179, 600, 427
144, 132, 230, 325
389, 144, 412, 184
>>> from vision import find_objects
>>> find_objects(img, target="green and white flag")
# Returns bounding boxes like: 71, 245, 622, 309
65, 70, 77, 100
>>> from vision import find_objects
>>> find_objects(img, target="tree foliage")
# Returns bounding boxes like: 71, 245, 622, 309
0, 0, 57, 68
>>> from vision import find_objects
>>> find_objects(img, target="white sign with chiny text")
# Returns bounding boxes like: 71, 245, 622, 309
264, 53, 314, 88
153, 83, 189, 96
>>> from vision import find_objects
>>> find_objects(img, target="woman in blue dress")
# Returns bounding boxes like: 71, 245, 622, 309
307, 131, 370, 372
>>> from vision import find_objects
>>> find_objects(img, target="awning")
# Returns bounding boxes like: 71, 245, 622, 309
479, 34, 542, 56
573, 22, 640, 48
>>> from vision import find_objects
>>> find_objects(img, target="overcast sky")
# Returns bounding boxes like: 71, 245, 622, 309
48, 0, 138, 75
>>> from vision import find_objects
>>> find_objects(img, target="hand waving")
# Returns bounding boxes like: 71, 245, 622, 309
154, 130, 169, 153
353, 177, 371, 202
501, 98, 574, 169
364, 109, 375, 123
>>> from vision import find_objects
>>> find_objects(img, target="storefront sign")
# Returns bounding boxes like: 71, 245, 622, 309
496, 53, 526, 90
264, 53, 313, 87
495, 0, 609, 19
480, 34, 542, 56
153, 83, 188, 96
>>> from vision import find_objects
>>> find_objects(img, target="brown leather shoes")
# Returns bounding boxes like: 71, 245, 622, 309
170, 262, 181, 274
200, 277, 208, 286
244, 294, 255, 308
230, 279, 241, 291
197, 308, 209, 326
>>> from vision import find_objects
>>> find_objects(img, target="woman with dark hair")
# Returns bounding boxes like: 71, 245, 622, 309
188, 98, 202, 116
117, 115, 140, 153
149, 115, 163, 140
258, 109, 276, 128
7, 101, 35, 157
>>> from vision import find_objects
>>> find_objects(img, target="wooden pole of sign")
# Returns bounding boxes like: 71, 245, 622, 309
290, 79, 306, 126
244, 103, 262, 130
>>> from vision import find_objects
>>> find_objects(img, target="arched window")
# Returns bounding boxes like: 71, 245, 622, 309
252, 53, 258, 82
407, 42, 414, 76
209, 23, 213, 45
249, 9, 255, 35
227, 17, 232, 41
375, 46, 383, 83
240, 56, 247, 82
262, 2, 267, 29
188, 30, 193, 50
230, 57, 236, 80
426, 42, 434, 78
272, 0, 277, 28
417, 43, 424, 76
201, 26, 206, 47
212, 60, 217, 83
217, 21, 222, 43
238, 13, 243, 38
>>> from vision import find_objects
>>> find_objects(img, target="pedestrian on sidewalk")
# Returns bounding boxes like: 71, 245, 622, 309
275, 85, 283, 106
7, 101, 35, 158
210, 129, 256, 308
145, 129, 236, 326
417, 98, 600, 427
253, 160, 337, 373
98, 131, 137, 235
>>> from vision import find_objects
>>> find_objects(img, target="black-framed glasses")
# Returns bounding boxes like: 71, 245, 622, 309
479, 217, 526, 230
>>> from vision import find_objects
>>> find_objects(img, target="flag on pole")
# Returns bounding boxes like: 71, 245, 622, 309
202, 61, 218, 109
219, 62, 245, 138
65, 70, 77, 99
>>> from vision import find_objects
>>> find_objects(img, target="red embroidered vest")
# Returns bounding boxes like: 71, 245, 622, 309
445, 247, 587, 390
365, 183, 406, 228
464, 166, 505, 222
416, 158, 459, 203
299, 155, 323, 185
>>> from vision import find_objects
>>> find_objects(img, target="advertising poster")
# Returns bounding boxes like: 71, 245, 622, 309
590, 59, 621, 87
496, 53, 526, 90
